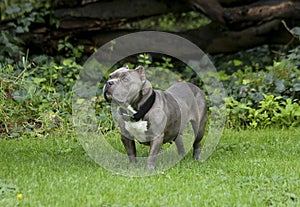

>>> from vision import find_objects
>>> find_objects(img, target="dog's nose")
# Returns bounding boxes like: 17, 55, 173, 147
107, 80, 114, 86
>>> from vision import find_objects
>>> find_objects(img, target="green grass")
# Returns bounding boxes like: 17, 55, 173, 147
1, 128, 299, 206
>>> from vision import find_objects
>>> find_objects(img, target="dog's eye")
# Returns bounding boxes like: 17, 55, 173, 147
121, 76, 129, 82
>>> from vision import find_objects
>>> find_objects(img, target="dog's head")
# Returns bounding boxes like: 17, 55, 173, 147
103, 66, 152, 106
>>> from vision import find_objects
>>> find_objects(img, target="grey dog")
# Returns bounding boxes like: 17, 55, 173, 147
103, 66, 207, 169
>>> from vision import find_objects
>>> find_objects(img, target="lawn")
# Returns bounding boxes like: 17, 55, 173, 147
1, 128, 299, 206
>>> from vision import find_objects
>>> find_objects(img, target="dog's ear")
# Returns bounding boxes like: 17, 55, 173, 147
135, 66, 152, 95
135, 66, 146, 82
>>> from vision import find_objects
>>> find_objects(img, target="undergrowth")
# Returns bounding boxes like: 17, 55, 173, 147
1, 51, 300, 138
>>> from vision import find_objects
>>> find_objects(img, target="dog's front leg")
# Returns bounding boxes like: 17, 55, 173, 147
146, 134, 164, 170
121, 135, 137, 163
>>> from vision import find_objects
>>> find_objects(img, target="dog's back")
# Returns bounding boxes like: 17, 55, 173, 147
166, 82, 207, 120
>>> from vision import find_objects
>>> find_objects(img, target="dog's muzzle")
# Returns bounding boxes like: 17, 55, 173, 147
104, 91, 111, 102
103, 81, 114, 102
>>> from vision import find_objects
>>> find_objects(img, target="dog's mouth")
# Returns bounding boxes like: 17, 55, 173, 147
104, 90, 127, 105
104, 90, 112, 102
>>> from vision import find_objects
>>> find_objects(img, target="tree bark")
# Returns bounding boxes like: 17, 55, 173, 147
223, 0, 300, 29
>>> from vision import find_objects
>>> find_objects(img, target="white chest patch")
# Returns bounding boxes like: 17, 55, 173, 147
124, 120, 148, 143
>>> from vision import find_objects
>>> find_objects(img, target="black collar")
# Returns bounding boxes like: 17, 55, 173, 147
130, 90, 156, 121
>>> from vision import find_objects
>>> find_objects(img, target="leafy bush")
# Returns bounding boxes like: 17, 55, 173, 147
221, 51, 300, 129
0, 58, 81, 138
0, 1, 54, 65
58, 36, 85, 59
226, 94, 300, 129
221, 59, 300, 104
217, 25, 300, 129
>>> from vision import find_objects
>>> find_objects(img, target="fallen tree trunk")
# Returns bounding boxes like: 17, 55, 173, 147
75, 19, 293, 54
223, 0, 300, 29
1, 0, 300, 55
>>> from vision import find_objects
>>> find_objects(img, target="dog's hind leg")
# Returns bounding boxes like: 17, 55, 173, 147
192, 92, 207, 160
174, 134, 185, 156
192, 129, 205, 160
191, 119, 206, 160
147, 134, 164, 170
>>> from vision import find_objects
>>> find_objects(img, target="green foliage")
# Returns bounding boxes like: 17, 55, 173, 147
2, 1, 51, 32
58, 36, 84, 59
137, 53, 152, 66
226, 94, 300, 129
1, 1, 50, 20
0, 57, 81, 138
213, 45, 274, 74
137, 54, 175, 70
122, 11, 210, 32
0, 0, 82, 137
220, 50, 300, 129
290, 26, 300, 37
222, 59, 300, 104
0, 31, 24, 65
0, 0, 58, 66
28, 57, 81, 93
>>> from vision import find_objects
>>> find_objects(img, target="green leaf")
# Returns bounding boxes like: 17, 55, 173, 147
65, 42, 73, 49
293, 83, 300, 91
23, 3, 33, 12
263, 73, 275, 85
12, 90, 28, 102
233, 59, 243, 66
63, 59, 73, 66
274, 79, 286, 93
290, 27, 300, 38
15, 26, 25, 33
7, 22, 17, 28
5, 6, 21, 14
58, 44, 64, 51
32, 77, 47, 85
242, 79, 251, 85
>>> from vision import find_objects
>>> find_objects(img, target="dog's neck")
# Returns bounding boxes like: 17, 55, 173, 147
130, 90, 151, 111
131, 80, 153, 111
130, 90, 156, 121
122, 80, 155, 121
